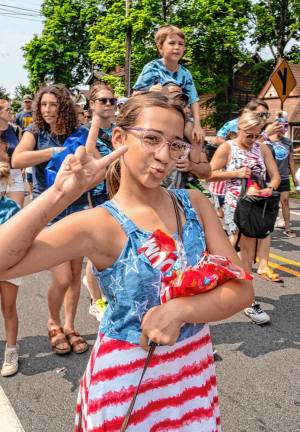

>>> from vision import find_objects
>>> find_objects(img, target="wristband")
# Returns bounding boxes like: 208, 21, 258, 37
51, 147, 63, 156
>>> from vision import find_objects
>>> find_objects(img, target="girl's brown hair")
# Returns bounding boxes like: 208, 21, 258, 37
89, 83, 114, 102
106, 92, 185, 197
0, 138, 10, 185
33, 84, 78, 135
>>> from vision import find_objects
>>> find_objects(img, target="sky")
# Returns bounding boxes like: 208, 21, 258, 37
0, 0, 43, 97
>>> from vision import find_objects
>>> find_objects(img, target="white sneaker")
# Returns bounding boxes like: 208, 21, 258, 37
89, 299, 108, 322
1, 344, 19, 377
244, 303, 270, 325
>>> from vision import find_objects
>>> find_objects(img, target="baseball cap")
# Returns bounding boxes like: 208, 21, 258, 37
22, 94, 33, 102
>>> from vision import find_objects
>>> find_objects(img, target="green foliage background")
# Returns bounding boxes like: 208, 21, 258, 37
21, 0, 300, 127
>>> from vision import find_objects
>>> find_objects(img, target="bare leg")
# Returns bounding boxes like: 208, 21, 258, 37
63, 257, 84, 331
85, 260, 102, 301
257, 236, 271, 272
7, 191, 24, 207
239, 235, 257, 274
48, 263, 72, 351
0, 282, 18, 346
280, 191, 291, 230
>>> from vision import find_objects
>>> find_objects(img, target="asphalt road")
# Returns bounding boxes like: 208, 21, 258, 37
0, 202, 299, 432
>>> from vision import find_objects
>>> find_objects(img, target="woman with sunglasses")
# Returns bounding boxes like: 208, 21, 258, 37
0, 93, 253, 431
83, 83, 117, 322
209, 111, 280, 324
12, 84, 89, 355
0, 100, 24, 207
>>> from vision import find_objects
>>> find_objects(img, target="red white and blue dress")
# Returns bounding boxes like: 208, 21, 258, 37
75, 190, 221, 431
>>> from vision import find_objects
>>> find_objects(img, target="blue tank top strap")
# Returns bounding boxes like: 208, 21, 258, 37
170, 189, 198, 220
101, 200, 137, 236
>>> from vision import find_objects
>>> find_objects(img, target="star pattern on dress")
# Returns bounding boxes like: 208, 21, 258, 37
131, 299, 149, 322
108, 275, 124, 301
119, 249, 140, 275
151, 280, 161, 299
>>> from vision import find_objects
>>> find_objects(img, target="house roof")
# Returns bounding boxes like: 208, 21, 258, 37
259, 60, 300, 99
85, 70, 107, 85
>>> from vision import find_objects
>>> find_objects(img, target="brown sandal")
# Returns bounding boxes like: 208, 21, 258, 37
48, 327, 71, 355
65, 331, 89, 354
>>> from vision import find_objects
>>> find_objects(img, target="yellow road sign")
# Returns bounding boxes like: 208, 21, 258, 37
270, 59, 297, 103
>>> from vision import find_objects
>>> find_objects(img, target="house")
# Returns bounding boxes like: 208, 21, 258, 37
259, 60, 300, 147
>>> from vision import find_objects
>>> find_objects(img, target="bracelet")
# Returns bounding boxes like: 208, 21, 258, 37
51, 147, 62, 156
190, 159, 209, 165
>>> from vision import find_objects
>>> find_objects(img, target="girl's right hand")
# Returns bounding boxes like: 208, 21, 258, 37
236, 167, 251, 178
54, 115, 127, 199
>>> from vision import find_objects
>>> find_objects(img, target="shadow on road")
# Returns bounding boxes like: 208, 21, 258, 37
211, 293, 300, 358
0, 332, 97, 392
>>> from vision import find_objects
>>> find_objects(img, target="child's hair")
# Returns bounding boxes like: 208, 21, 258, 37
89, 83, 114, 102
33, 84, 78, 136
155, 25, 185, 47
106, 92, 185, 197
238, 111, 263, 131
276, 110, 288, 120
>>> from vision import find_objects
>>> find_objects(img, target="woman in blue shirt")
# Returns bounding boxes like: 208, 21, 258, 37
12, 84, 89, 355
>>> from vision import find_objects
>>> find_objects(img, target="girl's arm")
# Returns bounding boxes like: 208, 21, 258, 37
140, 191, 253, 349
12, 131, 59, 168
260, 143, 281, 189
208, 141, 251, 181
288, 150, 297, 185
0, 116, 127, 276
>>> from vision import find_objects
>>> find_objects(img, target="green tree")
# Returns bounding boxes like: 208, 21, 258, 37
252, 0, 300, 59
14, 84, 32, 101
0, 86, 10, 100
23, 0, 101, 90
89, 0, 252, 125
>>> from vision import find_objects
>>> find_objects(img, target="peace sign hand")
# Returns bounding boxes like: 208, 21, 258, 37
54, 115, 127, 199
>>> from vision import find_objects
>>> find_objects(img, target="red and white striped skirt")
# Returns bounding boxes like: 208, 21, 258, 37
75, 325, 221, 431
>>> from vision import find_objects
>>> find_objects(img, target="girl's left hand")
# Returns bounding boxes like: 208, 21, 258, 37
54, 115, 127, 199
140, 301, 183, 351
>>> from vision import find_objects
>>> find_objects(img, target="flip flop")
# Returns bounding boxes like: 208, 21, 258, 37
257, 268, 282, 283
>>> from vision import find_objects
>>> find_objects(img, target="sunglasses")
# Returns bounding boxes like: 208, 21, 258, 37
256, 112, 270, 119
95, 97, 117, 106
245, 133, 261, 140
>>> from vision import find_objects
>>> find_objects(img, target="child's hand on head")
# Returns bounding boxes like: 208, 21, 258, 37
54, 115, 127, 198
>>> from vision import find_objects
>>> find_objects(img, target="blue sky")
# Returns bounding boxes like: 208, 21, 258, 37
0, 0, 43, 97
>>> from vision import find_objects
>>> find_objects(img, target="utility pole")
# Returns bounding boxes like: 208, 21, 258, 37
125, 0, 132, 97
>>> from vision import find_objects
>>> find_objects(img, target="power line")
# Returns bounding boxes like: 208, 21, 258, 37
0, 7, 41, 17
0, 3, 41, 14
0, 13, 42, 22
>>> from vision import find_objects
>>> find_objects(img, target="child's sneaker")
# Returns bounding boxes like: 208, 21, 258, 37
1, 344, 19, 377
89, 299, 108, 322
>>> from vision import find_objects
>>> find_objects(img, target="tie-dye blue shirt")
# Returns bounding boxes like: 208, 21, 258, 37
133, 59, 199, 105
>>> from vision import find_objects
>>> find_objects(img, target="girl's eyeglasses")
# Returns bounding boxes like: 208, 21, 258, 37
95, 97, 117, 106
122, 127, 192, 161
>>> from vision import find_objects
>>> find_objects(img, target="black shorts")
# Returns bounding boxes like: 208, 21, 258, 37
277, 179, 290, 193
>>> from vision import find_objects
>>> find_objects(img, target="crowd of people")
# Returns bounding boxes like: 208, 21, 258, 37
0, 24, 298, 432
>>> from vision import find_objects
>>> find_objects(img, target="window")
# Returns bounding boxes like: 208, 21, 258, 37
292, 126, 300, 146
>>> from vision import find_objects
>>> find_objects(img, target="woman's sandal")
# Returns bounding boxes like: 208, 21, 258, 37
48, 327, 71, 355
65, 331, 89, 354
257, 267, 282, 283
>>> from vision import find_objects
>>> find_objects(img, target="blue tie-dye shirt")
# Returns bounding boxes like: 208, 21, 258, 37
133, 59, 199, 105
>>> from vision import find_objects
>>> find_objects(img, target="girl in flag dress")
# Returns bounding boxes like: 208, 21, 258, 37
0, 93, 253, 431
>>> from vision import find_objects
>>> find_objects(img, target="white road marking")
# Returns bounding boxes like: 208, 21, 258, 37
0, 386, 24, 431
290, 210, 300, 217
